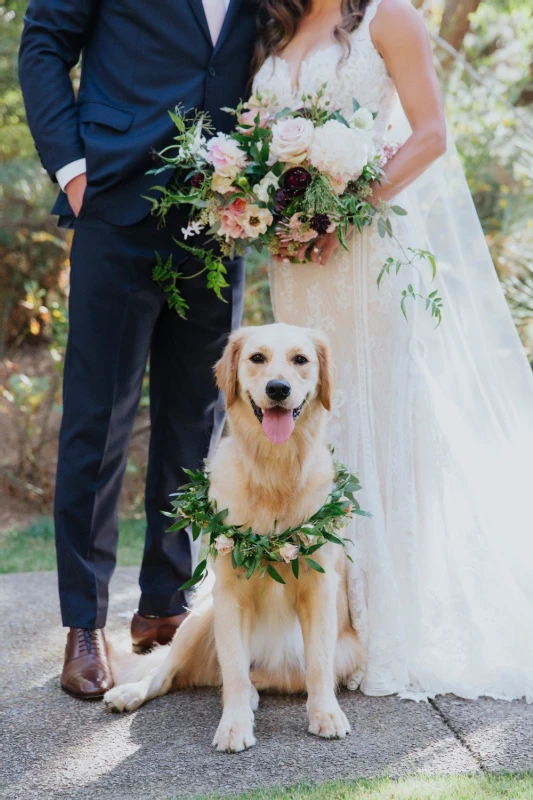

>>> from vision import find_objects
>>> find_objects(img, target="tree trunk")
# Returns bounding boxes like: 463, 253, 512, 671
516, 45, 533, 107
438, 0, 482, 69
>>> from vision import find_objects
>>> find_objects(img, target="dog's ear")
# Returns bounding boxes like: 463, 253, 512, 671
215, 330, 245, 407
313, 333, 333, 411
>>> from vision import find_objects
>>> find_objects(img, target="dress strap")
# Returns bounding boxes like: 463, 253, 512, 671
360, 0, 383, 30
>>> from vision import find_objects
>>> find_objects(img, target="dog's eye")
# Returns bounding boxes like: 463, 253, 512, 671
250, 353, 266, 364
293, 355, 308, 365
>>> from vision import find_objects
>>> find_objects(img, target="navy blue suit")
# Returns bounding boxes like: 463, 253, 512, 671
19, 0, 257, 627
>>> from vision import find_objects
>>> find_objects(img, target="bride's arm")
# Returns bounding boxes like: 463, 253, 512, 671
369, 0, 447, 202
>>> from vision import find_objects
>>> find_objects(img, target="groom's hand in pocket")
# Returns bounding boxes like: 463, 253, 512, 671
66, 173, 87, 217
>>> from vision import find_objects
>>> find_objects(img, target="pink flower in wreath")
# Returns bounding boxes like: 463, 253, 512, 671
219, 197, 248, 240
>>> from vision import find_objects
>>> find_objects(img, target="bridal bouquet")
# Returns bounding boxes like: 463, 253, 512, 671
148, 88, 441, 323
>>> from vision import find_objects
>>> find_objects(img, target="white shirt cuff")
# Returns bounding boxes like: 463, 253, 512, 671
56, 159, 87, 191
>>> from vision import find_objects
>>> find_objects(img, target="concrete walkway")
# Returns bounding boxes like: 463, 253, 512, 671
1, 568, 532, 800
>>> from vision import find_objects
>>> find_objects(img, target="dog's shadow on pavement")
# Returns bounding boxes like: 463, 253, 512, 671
7, 683, 493, 800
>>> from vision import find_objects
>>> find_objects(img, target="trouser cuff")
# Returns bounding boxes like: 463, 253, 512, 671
138, 591, 188, 617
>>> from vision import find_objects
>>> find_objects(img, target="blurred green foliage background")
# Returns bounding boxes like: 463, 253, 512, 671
1, 0, 532, 524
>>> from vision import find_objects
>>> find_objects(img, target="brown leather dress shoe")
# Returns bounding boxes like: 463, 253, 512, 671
61, 628, 114, 699
131, 610, 188, 653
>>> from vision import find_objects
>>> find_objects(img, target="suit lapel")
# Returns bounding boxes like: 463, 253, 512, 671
213, 0, 244, 55
187, 0, 212, 46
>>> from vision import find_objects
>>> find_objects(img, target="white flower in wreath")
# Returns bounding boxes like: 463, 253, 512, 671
339, 495, 354, 516
299, 524, 318, 547
278, 542, 299, 563
214, 534, 234, 556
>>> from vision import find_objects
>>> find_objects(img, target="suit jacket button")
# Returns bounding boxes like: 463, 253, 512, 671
208, 66, 217, 77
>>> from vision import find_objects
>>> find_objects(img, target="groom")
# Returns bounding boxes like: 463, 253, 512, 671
19, 0, 257, 698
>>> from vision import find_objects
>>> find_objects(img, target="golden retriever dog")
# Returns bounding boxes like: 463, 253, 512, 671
104, 323, 362, 752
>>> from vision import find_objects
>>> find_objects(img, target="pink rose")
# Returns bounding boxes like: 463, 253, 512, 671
219, 197, 248, 240
269, 117, 314, 165
278, 542, 299, 563
214, 534, 234, 556
206, 133, 248, 179
237, 108, 270, 136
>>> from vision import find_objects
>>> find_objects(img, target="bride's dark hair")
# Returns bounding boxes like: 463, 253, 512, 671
250, 0, 373, 79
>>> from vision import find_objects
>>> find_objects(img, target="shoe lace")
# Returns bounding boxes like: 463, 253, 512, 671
77, 628, 101, 655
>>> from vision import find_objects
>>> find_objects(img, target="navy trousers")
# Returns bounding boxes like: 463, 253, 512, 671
54, 209, 244, 628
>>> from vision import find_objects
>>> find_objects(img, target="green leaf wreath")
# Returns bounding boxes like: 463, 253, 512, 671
164, 461, 371, 590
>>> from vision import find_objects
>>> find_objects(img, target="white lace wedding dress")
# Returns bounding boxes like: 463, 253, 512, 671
253, 0, 533, 702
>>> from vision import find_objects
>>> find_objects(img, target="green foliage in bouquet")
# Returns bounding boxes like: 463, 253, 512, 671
165, 460, 370, 590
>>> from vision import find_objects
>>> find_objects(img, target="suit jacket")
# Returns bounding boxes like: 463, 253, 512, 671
19, 0, 257, 226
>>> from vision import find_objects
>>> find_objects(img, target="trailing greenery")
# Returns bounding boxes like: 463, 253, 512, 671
152, 246, 230, 321
166, 461, 371, 590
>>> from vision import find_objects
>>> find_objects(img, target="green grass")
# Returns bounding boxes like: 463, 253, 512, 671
0, 516, 145, 573
192, 773, 533, 800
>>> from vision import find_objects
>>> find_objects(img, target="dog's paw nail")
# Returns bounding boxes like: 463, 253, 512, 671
103, 683, 146, 713
213, 716, 256, 753
308, 707, 351, 739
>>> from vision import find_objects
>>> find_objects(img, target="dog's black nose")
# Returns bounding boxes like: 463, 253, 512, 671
265, 379, 291, 402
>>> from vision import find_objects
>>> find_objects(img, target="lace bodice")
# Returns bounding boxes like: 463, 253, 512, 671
252, 0, 396, 141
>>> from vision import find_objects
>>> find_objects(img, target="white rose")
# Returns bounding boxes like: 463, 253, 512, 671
278, 542, 299, 563
214, 534, 235, 556
254, 171, 279, 203
349, 108, 375, 132
269, 117, 315, 165
308, 120, 369, 194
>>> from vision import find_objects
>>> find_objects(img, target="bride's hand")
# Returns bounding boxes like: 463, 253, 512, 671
273, 231, 339, 266
309, 230, 340, 266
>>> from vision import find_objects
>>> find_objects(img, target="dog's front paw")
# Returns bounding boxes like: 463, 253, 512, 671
213, 710, 256, 753
308, 703, 351, 739
104, 682, 147, 713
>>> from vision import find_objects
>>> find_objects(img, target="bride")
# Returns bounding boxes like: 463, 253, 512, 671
252, 0, 533, 702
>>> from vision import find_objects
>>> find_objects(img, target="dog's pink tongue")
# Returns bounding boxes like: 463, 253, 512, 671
262, 407, 295, 445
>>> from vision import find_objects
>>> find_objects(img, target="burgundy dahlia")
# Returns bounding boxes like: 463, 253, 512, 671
283, 167, 312, 197
310, 214, 332, 236
190, 172, 205, 188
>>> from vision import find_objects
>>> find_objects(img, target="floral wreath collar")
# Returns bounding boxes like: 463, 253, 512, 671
164, 460, 371, 589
